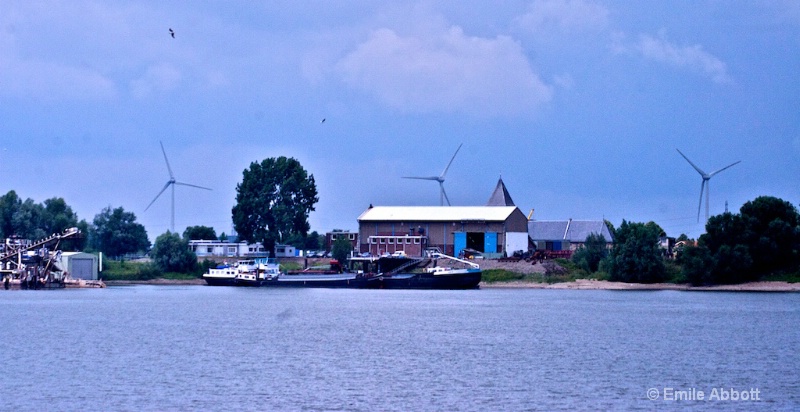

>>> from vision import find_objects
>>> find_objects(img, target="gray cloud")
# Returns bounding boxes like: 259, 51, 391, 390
636, 33, 731, 84
514, 0, 610, 34
335, 26, 552, 116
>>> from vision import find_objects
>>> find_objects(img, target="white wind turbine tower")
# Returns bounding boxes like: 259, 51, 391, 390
145, 141, 212, 233
403, 143, 462, 206
676, 148, 741, 223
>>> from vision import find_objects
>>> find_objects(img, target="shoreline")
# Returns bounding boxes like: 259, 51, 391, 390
103, 278, 800, 291
105, 278, 206, 286
480, 279, 800, 292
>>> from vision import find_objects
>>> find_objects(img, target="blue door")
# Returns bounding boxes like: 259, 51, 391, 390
454, 232, 466, 256
484, 232, 498, 254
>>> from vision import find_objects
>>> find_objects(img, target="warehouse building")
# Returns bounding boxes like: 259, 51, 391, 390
57, 252, 99, 280
357, 179, 528, 258
528, 219, 614, 254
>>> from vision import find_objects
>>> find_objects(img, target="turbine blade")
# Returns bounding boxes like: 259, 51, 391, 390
676, 149, 707, 176
440, 143, 463, 179
402, 176, 440, 181
160, 141, 174, 179
174, 181, 212, 191
697, 180, 705, 223
146, 182, 172, 211
440, 182, 450, 206
708, 160, 741, 177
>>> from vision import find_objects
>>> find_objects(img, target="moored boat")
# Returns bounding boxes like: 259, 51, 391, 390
369, 267, 482, 289
260, 259, 369, 287
260, 272, 370, 288
205, 253, 481, 289
349, 252, 482, 289
234, 258, 281, 287
202, 265, 238, 286
203, 260, 260, 286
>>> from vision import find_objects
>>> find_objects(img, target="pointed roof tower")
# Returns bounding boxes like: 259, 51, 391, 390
486, 177, 515, 206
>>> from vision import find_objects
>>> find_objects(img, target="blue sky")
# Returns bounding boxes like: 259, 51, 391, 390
1, 1, 798, 241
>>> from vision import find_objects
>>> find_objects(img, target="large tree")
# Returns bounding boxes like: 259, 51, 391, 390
738, 196, 799, 275
151, 231, 197, 273
11, 198, 46, 240
232, 157, 318, 256
0, 190, 22, 238
90, 206, 151, 258
0, 191, 82, 237
183, 225, 217, 241
42, 197, 79, 234
41, 197, 85, 251
700, 196, 800, 281
571, 233, 608, 273
331, 236, 353, 265
607, 220, 665, 283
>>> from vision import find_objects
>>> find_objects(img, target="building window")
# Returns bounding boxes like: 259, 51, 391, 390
206, 247, 213, 253
370, 238, 376, 244
388, 238, 394, 244
414, 238, 420, 244
349, 234, 356, 240
405, 238, 411, 244
380, 238, 385, 244
228, 247, 236, 254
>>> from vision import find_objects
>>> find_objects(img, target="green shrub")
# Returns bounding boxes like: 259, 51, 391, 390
136, 263, 162, 280
542, 260, 576, 283
280, 262, 303, 272
482, 269, 526, 283
663, 261, 685, 284
101, 260, 162, 280
761, 272, 800, 283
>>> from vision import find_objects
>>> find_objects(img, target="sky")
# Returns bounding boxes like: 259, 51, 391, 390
1, 1, 798, 242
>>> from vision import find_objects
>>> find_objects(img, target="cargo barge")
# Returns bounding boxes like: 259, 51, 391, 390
203, 253, 481, 289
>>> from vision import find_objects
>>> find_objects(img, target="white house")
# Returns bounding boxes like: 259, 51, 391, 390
188, 240, 268, 258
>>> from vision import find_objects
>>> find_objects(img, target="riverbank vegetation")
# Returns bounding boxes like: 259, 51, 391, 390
101, 259, 215, 281
1, 186, 796, 287
566, 195, 799, 286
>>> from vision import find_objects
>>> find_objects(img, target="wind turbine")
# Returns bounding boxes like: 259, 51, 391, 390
676, 149, 740, 223
403, 143, 462, 206
145, 141, 212, 233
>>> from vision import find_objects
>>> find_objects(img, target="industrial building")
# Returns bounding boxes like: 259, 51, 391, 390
528, 219, 614, 253
357, 178, 528, 258
57, 252, 99, 280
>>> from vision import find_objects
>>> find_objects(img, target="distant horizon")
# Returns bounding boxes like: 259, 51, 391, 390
2, 185, 790, 244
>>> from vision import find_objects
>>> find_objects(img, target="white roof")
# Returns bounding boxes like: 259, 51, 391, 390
358, 206, 519, 222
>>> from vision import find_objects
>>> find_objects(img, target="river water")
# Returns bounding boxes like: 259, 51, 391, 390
1, 286, 798, 411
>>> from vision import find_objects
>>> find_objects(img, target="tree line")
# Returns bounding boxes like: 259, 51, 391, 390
571, 196, 800, 285
0, 190, 151, 257
0, 155, 323, 276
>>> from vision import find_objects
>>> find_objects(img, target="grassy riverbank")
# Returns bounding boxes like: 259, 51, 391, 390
100, 260, 202, 282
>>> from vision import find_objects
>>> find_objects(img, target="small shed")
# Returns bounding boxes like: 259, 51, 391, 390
58, 252, 99, 280
274, 244, 297, 258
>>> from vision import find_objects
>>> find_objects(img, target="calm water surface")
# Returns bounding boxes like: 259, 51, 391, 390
1, 286, 798, 411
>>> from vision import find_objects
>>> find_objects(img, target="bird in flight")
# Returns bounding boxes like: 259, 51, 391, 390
169, 28, 175, 38
320, 118, 326, 123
